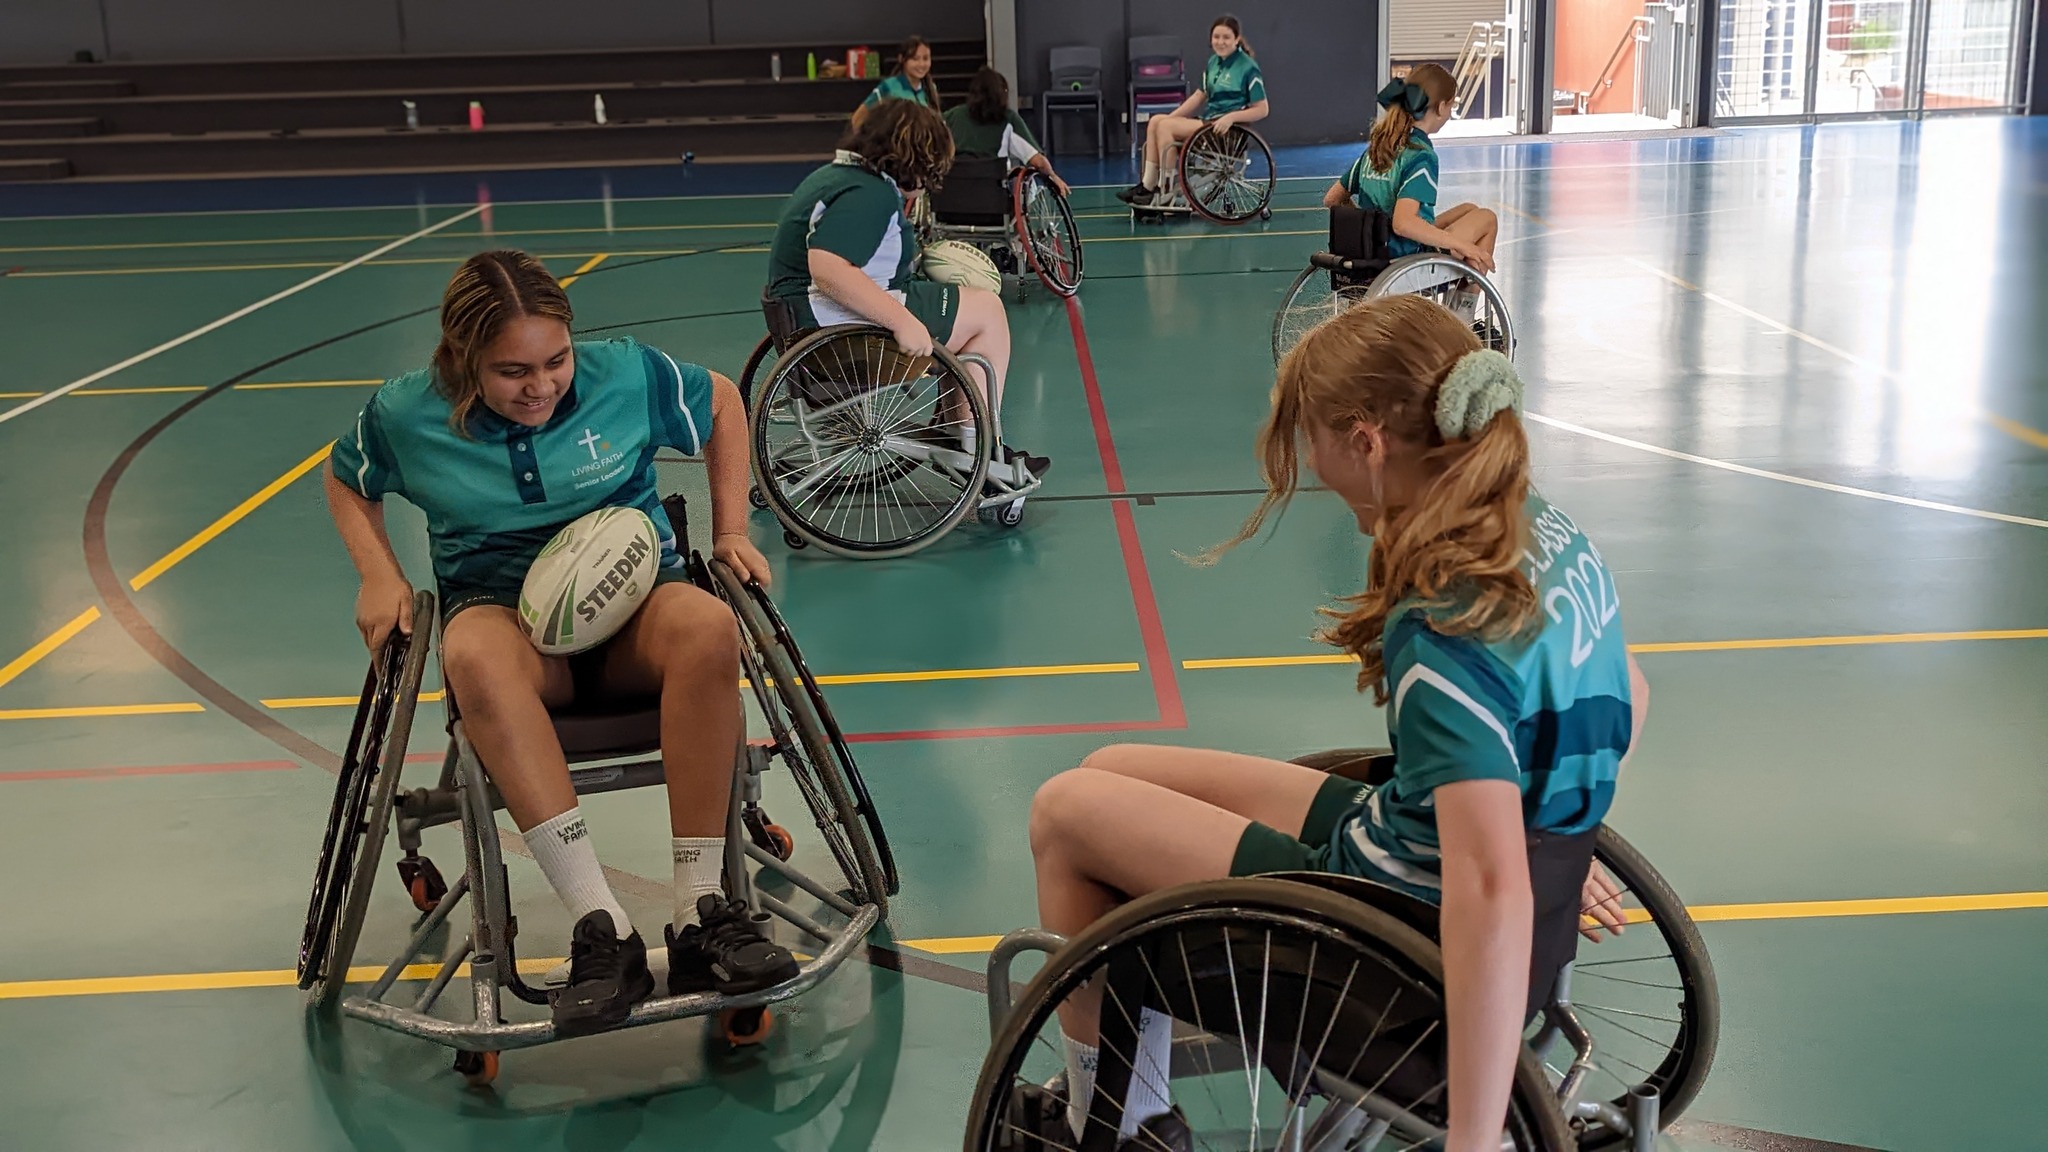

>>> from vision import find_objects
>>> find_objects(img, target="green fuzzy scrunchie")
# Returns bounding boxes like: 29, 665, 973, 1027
1435, 348, 1522, 440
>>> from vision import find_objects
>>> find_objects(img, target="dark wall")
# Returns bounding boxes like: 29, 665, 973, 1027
0, 0, 970, 63
1015, 0, 1379, 148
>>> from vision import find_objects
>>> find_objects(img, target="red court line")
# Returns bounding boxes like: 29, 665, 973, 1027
1064, 296, 1187, 730
2, 758, 296, 782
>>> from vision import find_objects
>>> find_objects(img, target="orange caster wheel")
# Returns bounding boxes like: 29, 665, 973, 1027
744, 806, 795, 861
397, 855, 447, 913
454, 1049, 498, 1087
719, 1006, 773, 1047
764, 824, 793, 861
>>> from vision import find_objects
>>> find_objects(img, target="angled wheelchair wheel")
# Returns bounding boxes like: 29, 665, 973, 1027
1367, 253, 1516, 359
966, 878, 1573, 1152
708, 558, 890, 916
1179, 124, 1276, 226
1012, 169, 1083, 297
736, 333, 776, 410
1538, 825, 1719, 1149
1272, 263, 1373, 364
298, 590, 435, 1008
750, 324, 994, 559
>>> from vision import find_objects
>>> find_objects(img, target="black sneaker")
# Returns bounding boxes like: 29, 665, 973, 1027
1115, 182, 1152, 205
666, 893, 801, 996
550, 910, 654, 1038
1000, 444, 1052, 480
999, 1083, 1190, 1151
1122, 1107, 1193, 1152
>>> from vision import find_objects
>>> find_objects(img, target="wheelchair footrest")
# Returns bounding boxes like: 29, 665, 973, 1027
339, 903, 878, 1053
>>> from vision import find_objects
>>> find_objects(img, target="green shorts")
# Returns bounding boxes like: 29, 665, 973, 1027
440, 568, 695, 704
794, 278, 961, 345
1228, 773, 1372, 877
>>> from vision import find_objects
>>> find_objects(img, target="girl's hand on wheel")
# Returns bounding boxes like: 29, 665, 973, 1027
356, 574, 414, 653
890, 316, 935, 359
1452, 241, 1495, 275
714, 531, 773, 589
1579, 860, 1628, 942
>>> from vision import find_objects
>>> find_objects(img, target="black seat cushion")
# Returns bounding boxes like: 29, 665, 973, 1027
930, 156, 1011, 225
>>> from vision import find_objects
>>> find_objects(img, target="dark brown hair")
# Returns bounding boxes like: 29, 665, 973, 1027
965, 65, 1010, 125
432, 249, 573, 434
894, 35, 942, 107
838, 98, 955, 191
1212, 14, 1252, 57
1369, 62, 1455, 172
1219, 294, 1535, 703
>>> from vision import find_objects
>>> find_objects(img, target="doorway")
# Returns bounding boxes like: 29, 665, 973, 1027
1712, 0, 2030, 120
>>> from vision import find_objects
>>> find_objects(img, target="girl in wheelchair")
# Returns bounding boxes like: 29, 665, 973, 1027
1324, 64, 1500, 316
1021, 295, 1649, 1151
324, 249, 798, 1039
944, 65, 1070, 197
766, 98, 1050, 481
858, 35, 942, 118
1118, 14, 1269, 208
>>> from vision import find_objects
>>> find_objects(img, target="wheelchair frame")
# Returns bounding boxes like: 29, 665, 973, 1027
914, 160, 1085, 300
738, 318, 1045, 558
967, 748, 1716, 1152
1273, 204, 1515, 364
297, 510, 892, 1083
1134, 122, 1276, 225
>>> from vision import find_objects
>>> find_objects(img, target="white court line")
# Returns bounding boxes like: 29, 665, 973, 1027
1527, 413, 2048, 530
0, 204, 484, 427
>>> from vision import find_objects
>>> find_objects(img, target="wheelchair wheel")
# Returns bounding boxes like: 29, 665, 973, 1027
1538, 825, 1719, 1149
1012, 169, 1083, 297
966, 878, 1573, 1152
1367, 254, 1516, 359
750, 324, 994, 559
297, 590, 435, 1008
1179, 124, 1276, 226
736, 333, 776, 410
708, 558, 891, 916
1272, 264, 1372, 364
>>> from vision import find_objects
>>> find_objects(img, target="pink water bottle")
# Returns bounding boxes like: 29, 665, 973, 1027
468, 101, 485, 131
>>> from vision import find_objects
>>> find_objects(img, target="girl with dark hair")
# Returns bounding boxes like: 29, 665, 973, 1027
326, 249, 792, 1041
943, 65, 1070, 196
1012, 295, 1647, 1150
1119, 15, 1269, 207
860, 34, 941, 113
1324, 63, 1499, 277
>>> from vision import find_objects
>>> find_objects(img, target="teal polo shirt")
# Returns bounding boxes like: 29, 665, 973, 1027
1202, 49, 1267, 119
331, 335, 714, 600
863, 73, 933, 108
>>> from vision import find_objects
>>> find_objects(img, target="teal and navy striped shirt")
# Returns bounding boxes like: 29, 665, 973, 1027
330, 336, 714, 599
1325, 493, 1631, 899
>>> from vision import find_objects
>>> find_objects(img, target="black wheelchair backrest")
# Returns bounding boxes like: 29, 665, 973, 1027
761, 290, 805, 354
1329, 201, 1391, 262
930, 155, 1011, 225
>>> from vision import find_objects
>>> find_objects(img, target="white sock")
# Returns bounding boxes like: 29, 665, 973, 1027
523, 807, 632, 939
959, 424, 977, 457
672, 836, 725, 927
1142, 159, 1158, 189
1060, 1010, 1173, 1139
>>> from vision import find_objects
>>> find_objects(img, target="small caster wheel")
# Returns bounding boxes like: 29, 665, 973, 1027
744, 805, 795, 861
397, 854, 447, 913
1260, 207, 1273, 221
454, 1049, 498, 1087
748, 485, 768, 510
783, 530, 807, 550
997, 499, 1025, 528
720, 1006, 773, 1047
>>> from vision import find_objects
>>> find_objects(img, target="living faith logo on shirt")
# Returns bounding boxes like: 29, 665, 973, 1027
577, 427, 610, 459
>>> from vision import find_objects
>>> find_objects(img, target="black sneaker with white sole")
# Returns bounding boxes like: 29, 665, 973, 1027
999, 1083, 1192, 1151
666, 893, 801, 996
1116, 183, 1152, 205
550, 910, 655, 1038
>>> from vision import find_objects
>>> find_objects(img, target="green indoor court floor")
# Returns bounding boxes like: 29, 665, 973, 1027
2, 118, 2046, 1152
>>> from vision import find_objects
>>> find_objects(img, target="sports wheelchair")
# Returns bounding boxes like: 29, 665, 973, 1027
967, 749, 1717, 1152
1134, 122, 1276, 225
908, 156, 1084, 299
297, 494, 897, 1084
1273, 203, 1515, 364
735, 295, 1045, 558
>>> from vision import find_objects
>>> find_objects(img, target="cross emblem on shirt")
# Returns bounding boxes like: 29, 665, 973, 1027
578, 428, 602, 459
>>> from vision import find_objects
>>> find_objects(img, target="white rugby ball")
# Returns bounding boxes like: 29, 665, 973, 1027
920, 239, 1004, 295
518, 506, 661, 656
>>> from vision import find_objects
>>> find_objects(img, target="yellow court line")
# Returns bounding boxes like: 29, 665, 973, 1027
1985, 411, 2048, 451
1185, 628, 2048, 670
0, 219, 783, 257
897, 889, 2048, 954
3, 380, 383, 401
558, 252, 608, 287
129, 442, 336, 592
8, 246, 764, 279
0, 957, 564, 1001
0, 608, 102, 693
0, 703, 203, 721
234, 379, 384, 391
71, 385, 208, 396
1089, 228, 1322, 245
264, 690, 445, 710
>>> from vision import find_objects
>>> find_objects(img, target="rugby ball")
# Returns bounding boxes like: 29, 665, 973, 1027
921, 239, 1004, 295
518, 506, 661, 656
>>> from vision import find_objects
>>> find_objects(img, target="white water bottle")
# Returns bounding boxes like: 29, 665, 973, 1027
771, 52, 782, 81
593, 94, 608, 124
